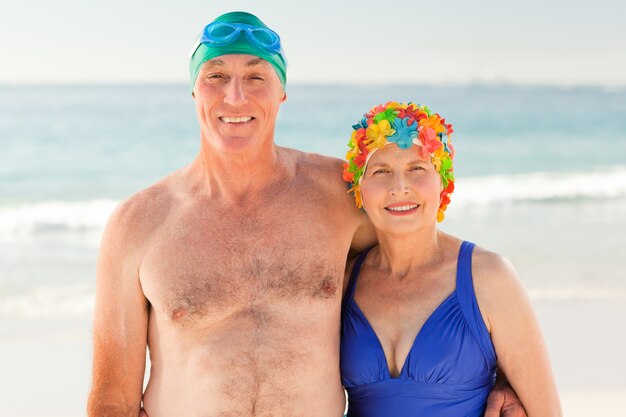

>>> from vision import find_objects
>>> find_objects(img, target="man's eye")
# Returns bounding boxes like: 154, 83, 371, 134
207, 74, 224, 79
249, 75, 264, 81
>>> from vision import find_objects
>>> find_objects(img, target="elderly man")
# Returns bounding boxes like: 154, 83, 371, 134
87, 11, 526, 417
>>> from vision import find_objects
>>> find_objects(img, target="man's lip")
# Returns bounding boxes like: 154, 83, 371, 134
219, 116, 255, 123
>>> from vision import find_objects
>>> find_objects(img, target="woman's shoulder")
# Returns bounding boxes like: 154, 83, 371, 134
437, 234, 517, 282
466, 243, 529, 332
470, 244, 519, 283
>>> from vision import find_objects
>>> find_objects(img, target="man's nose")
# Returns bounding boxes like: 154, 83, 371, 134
223, 78, 249, 106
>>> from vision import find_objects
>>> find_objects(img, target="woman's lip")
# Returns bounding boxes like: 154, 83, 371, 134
384, 203, 420, 215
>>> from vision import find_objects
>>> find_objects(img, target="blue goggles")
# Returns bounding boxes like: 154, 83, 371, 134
200, 22, 283, 55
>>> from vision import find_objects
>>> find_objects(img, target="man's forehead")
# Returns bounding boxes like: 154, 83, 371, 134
203, 56, 270, 68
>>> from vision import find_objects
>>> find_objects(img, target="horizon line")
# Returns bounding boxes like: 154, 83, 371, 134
1, 80, 625, 91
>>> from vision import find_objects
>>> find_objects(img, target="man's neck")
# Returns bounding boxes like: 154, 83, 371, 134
189, 139, 289, 205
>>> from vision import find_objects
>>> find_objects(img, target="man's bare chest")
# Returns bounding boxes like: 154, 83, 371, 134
140, 208, 347, 324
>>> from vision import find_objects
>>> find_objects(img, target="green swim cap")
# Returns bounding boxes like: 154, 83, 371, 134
189, 12, 287, 92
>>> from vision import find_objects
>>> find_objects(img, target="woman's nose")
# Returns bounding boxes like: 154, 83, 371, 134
389, 174, 410, 196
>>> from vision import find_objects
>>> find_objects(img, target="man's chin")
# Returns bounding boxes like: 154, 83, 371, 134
208, 136, 262, 154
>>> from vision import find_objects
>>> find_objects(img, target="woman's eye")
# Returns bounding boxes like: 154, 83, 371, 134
409, 166, 425, 172
373, 168, 389, 175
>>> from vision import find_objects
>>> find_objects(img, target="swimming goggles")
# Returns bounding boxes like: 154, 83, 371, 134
195, 22, 283, 55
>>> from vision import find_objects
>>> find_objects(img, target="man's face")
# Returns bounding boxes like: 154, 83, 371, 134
193, 54, 286, 154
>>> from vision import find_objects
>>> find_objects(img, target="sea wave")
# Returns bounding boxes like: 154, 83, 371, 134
0, 199, 118, 235
1, 168, 625, 236
0, 285, 94, 319
1, 284, 624, 319
453, 166, 626, 206
527, 287, 626, 301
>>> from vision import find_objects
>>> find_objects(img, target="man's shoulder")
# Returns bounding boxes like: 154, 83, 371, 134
280, 147, 366, 223
284, 147, 343, 168
105, 174, 180, 242
282, 147, 345, 186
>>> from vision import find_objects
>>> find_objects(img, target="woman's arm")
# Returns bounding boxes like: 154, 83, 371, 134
473, 248, 562, 417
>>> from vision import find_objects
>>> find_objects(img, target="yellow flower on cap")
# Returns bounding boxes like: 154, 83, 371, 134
365, 120, 395, 151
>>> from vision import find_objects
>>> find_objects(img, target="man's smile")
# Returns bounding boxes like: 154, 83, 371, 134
219, 116, 255, 124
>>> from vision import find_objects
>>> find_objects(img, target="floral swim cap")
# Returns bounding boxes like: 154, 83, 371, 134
343, 101, 455, 222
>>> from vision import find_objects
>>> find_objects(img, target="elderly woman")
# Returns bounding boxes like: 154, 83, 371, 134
340, 102, 561, 417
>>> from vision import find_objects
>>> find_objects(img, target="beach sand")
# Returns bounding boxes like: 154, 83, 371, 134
535, 299, 626, 416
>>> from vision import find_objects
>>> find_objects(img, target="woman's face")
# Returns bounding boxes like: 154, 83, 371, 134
360, 144, 442, 235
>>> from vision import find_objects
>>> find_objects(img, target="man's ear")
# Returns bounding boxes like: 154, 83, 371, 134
281, 91, 287, 103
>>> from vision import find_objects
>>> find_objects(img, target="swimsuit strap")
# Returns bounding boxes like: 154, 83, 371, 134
455, 241, 497, 365
343, 248, 373, 310
455, 241, 475, 294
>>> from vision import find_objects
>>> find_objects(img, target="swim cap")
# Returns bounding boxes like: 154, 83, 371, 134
343, 101, 455, 222
189, 12, 287, 92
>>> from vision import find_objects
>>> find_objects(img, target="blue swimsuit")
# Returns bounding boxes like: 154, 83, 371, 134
341, 241, 496, 417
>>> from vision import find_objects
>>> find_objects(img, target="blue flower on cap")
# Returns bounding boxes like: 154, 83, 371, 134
352, 117, 369, 130
390, 117, 418, 149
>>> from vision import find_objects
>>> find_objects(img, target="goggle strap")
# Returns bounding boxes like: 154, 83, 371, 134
188, 35, 201, 58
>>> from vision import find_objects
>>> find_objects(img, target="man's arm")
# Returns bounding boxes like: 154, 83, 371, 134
348, 211, 377, 259
484, 371, 527, 417
87, 200, 150, 417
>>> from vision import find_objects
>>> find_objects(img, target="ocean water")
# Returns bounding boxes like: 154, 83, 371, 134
1, 83, 625, 310
1, 84, 626, 414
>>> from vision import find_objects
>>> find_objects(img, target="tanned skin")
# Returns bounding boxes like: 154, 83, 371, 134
87, 54, 527, 417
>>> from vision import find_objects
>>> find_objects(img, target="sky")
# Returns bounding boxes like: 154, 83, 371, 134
1, 0, 625, 86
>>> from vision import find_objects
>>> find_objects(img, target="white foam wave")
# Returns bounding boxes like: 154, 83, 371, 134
1, 168, 625, 236
527, 286, 626, 301
0, 199, 118, 235
453, 167, 626, 206
0, 285, 94, 319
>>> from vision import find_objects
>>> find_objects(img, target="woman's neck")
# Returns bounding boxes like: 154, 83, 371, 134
373, 227, 441, 281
